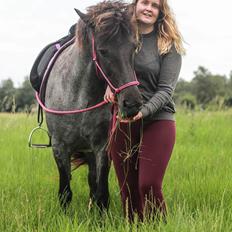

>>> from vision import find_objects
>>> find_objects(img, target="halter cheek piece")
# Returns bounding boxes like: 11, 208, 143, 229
91, 33, 139, 94
35, 33, 139, 115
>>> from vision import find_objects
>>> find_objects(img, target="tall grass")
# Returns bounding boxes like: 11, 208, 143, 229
0, 110, 232, 231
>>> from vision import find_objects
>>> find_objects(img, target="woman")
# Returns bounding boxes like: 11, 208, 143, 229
105, 0, 185, 221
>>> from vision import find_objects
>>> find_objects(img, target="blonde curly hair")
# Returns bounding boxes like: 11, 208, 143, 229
132, 0, 185, 55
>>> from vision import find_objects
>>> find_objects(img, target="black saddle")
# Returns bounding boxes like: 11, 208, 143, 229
30, 24, 76, 92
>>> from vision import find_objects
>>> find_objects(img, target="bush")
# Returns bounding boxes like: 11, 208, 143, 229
179, 94, 197, 110
224, 96, 232, 107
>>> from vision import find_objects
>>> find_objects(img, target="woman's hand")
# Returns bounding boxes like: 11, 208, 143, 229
117, 111, 143, 123
104, 85, 116, 103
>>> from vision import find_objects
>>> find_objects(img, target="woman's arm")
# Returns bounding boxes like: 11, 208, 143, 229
140, 45, 182, 118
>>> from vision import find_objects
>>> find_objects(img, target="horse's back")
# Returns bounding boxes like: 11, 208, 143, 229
45, 44, 81, 107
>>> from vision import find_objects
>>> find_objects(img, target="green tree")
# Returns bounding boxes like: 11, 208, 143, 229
0, 79, 16, 112
226, 71, 232, 95
191, 66, 227, 108
15, 77, 36, 112
175, 78, 193, 95
224, 71, 232, 107
174, 78, 196, 109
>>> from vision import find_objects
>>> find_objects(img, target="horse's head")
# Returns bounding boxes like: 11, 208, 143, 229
75, 1, 142, 118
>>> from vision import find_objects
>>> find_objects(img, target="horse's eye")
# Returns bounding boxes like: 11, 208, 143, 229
98, 49, 109, 57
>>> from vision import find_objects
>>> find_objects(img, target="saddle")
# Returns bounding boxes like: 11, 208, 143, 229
30, 24, 76, 92
28, 24, 76, 149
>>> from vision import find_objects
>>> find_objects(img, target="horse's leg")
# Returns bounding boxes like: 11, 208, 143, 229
52, 145, 72, 209
86, 152, 97, 210
95, 150, 110, 210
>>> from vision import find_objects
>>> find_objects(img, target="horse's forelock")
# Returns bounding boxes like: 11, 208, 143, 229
75, 1, 133, 50
95, 11, 131, 41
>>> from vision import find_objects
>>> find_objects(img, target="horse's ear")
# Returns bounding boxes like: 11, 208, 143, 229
74, 8, 90, 24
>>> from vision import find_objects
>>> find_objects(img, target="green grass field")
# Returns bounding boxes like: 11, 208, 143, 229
0, 110, 232, 232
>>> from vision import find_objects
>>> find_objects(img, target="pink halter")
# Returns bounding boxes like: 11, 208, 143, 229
91, 34, 139, 94
36, 34, 139, 115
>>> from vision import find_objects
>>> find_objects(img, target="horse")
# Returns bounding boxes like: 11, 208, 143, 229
44, 1, 142, 210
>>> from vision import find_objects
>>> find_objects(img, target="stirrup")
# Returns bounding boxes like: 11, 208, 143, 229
28, 126, 51, 148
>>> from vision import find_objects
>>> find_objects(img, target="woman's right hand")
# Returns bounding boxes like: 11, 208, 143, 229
104, 85, 116, 103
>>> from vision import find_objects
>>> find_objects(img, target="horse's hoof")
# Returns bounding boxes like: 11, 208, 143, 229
88, 198, 93, 211
59, 191, 72, 210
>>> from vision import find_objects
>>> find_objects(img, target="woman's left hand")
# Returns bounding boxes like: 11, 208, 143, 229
117, 111, 143, 123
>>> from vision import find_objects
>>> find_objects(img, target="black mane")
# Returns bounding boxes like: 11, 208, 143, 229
76, 1, 133, 48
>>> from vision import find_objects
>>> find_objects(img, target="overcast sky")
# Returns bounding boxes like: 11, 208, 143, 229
0, 0, 231, 86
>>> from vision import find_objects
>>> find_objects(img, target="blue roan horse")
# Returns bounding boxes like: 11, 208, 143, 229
45, 1, 142, 210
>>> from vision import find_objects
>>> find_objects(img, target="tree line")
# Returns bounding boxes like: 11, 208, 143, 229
0, 77, 35, 113
0, 66, 232, 113
174, 66, 232, 110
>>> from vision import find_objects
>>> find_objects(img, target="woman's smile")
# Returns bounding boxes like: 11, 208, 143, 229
135, 0, 160, 32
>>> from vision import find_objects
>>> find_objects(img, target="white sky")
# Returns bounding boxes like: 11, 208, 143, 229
0, 0, 232, 86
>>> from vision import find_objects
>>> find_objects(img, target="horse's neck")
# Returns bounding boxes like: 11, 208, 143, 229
72, 46, 106, 100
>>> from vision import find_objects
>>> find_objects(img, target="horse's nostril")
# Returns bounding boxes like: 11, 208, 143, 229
121, 99, 142, 118
123, 100, 130, 108
123, 100, 141, 109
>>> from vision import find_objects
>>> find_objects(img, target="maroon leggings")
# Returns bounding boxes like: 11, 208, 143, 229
110, 120, 176, 221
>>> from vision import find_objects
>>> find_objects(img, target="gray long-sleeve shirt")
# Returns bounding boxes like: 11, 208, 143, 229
134, 29, 182, 122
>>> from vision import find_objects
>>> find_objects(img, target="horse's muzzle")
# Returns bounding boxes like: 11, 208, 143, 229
121, 100, 142, 118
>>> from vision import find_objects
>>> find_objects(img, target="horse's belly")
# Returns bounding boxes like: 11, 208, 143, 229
46, 111, 110, 154
46, 114, 90, 150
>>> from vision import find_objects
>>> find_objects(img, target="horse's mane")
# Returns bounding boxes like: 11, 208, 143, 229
76, 1, 133, 49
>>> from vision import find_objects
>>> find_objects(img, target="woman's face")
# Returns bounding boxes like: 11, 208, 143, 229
135, 0, 160, 27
